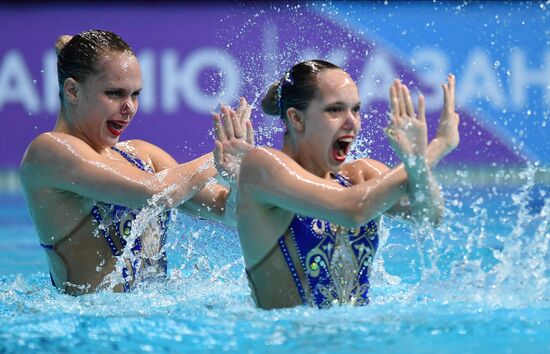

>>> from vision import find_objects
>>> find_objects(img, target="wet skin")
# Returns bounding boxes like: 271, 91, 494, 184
19, 51, 253, 293
236, 71, 459, 308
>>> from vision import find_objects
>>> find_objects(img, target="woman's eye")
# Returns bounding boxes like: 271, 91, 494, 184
327, 107, 341, 113
131, 91, 141, 99
106, 91, 122, 97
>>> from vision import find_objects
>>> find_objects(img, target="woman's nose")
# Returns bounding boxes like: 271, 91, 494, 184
121, 100, 135, 116
342, 111, 356, 129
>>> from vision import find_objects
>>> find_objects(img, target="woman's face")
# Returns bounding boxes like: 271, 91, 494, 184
72, 51, 142, 151
300, 69, 361, 174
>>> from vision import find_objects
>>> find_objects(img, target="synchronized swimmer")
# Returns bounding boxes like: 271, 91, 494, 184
235, 60, 459, 309
20, 30, 253, 295
20, 31, 459, 308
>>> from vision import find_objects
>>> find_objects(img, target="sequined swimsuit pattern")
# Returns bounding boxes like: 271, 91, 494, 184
279, 174, 379, 308
40, 146, 171, 292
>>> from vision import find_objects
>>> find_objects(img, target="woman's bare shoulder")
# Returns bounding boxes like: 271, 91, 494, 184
19, 132, 96, 190
120, 139, 155, 150
341, 158, 390, 183
240, 147, 296, 176
119, 139, 177, 171
243, 146, 287, 164
22, 132, 89, 165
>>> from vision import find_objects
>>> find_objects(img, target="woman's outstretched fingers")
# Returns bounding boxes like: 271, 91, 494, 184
221, 105, 236, 140
243, 102, 253, 140
213, 113, 227, 142
390, 83, 399, 118
236, 97, 245, 117
237, 97, 251, 127
418, 94, 426, 122
234, 98, 247, 139
448, 74, 455, 108
397, 81, 406, 117
232, 107, 244, 139
442, 74, 456, 112
442, 80, 450, 112
238, 97, 254, 144
403, 84, 415, 118
245, 120, 255, 145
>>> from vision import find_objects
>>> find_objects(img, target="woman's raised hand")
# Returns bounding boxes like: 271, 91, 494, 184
385, 80, 428, 167
434, 74, 460, 158
213, 97, 255, 182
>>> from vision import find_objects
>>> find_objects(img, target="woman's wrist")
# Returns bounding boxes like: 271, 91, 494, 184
427, 138, 451, 168
402, 154, 429, 178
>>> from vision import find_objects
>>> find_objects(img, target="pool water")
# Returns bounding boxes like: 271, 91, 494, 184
0, 173, 549, 353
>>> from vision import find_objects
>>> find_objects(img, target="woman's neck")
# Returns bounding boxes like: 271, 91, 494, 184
282, 135, 331, 179
53, 110, 110, 154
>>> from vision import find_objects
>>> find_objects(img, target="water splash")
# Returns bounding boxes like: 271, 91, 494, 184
369, 163, 550, 309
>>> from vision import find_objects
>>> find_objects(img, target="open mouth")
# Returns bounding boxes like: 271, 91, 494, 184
107, 121, 127, 137
332, 135, 354, 163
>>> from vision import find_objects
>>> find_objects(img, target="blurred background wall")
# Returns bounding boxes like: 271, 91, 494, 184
0, 1, 548, 193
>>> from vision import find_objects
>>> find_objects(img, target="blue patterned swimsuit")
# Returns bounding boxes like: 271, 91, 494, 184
41, 146, 171, 293
279, 174, 379, 308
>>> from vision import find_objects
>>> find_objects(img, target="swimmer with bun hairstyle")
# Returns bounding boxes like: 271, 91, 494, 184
233, 60, 459, 309
20, 30, 254, 294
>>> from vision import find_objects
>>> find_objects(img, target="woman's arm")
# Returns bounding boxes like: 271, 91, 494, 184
20, 132, 216, 211
143, 142, 238, 227
355, 152, 442, 225
239, 78, 440, 228
178, 98, 255, 227
181, 98, 254, 227
385, 80, 443, 225
240, 147, 414, 229
385, 75, 460, 223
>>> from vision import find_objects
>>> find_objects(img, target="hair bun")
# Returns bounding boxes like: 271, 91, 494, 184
55, 35, 73, 56
261, 81, 281, 116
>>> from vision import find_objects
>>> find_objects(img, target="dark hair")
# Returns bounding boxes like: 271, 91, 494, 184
56, 30, 135, 102
261, 60, 341, 120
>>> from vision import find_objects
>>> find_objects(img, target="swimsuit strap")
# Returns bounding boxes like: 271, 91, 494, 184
111, 146, 154, 173
39, 213, 95, 288
246, 236, 281, 275
332, 173, 353, 187
39, 213, 94, 250
278, 235, 308, 303
91, 205, 121, 256
246, 224, 310, 305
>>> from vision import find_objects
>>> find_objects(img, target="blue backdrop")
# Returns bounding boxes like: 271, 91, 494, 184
0, 2, 547, 169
